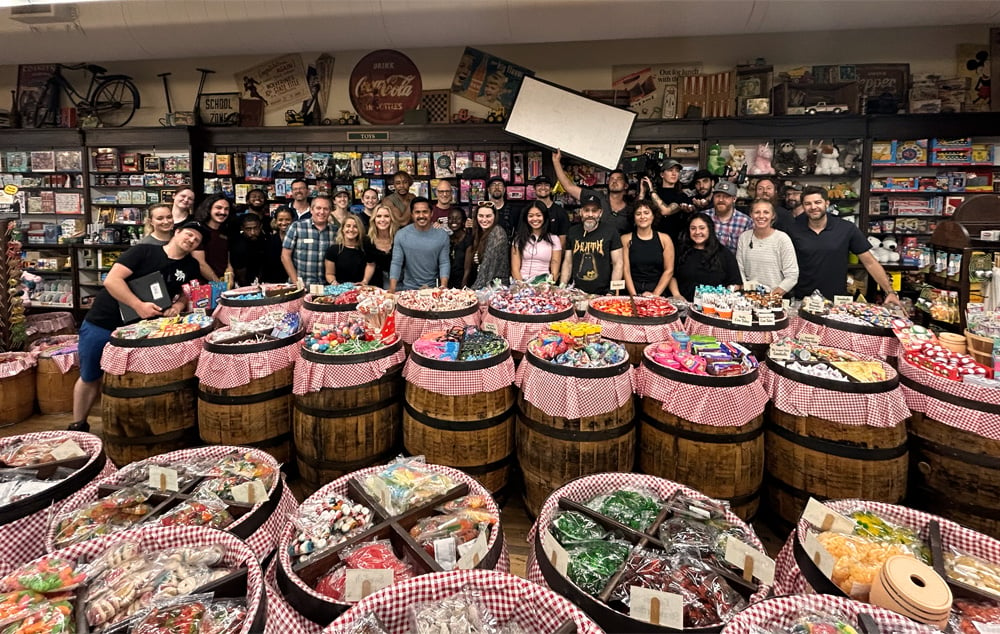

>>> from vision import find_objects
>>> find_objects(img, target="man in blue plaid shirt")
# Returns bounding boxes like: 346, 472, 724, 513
706, 180, 752, 254
281, 194, 334, 286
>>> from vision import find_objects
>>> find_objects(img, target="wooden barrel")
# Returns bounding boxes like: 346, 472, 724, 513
215, 286, 306, 325
764, 359, 908, 527
395, 300, 480, 353
638, 357, 764, 521
101, 330, 203, 466
198, 332, 304, 465
587, 299, 681, 366
301, 293, 359, 330
517, 352, 636, 516
797, 307, 899, 365
293, 341, 403, 493
0, 353, 36, 425
908, 411, 1000, 539
29, 336, 79, 415
403, 348, 515, 494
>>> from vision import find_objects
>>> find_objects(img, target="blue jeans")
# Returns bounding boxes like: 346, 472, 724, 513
78, 320, 112, 382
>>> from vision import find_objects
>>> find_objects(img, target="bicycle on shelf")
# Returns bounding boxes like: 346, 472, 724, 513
30, 63, 140, 128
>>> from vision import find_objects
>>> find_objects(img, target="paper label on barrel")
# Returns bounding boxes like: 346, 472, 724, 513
629, 586, 684, 628
610, 280, 626, 291
723, 537, 775, 585
803, 530, 836, 578
344, 569, 393, 602
434, 538, 457, 570
231, 480, 269, 504
541, 529, 569, 576
973, 623, 1000, 633
802, 498, 855, 533
50, 440, 86, 461
799, 333, 822, 346
757, 311, 776, 326
833, 295, 854, 306
482, 323, 499, 335
457, 530, 489, 570
147, 466, 180, 492
310, 284, 325, 295
804, 297, 824, 313
732, 310, 753, 326
768, 343, 791, 361
193, 308, 206, 317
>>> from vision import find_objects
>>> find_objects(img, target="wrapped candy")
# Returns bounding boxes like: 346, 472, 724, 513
0, 438, 73, 467
814, 531, 915, 600
305, 318, 386, 355
952, 599, 1000, 634
566, 539, 631, 596
489, 286, 574, 315
550, 511, 607, 546
849, 509, 928, 562
359, 457, 457, 515
396, 288, 478, 312
289, 494, 374, 563
314, 541, 414, 601
528, 328, 626, 368
0, 597, 74, 633
157, 493, 234, 529
945, 549, 1000, 599
409, 588, 499, 634
748, 609, 860, 634
0, 557, 85, 593
207, 451, 276, 490
585, 488, 663, 531
412, 327, 507, 362
52, 487, 155, 546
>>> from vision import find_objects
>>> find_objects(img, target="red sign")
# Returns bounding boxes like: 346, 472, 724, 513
349, 49, 422, 125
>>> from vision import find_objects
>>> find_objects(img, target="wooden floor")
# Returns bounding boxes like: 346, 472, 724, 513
4, 408, 786, 578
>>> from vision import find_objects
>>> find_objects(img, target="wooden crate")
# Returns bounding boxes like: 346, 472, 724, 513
678, 71, 735, 118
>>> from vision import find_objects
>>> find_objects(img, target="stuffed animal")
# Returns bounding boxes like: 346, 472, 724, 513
806, 139, 821, 175
771, 139, 805, 177
815, 143, 845, 175
726, 145, 747, 178
707, 143, 726, 175
750, 142, 775, 175
840, 138, 863, 174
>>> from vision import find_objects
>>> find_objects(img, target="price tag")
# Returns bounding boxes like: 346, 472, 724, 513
147, 465, 180, 492
781, 299, 791, 311
723, 537, 775, 585
732, 310, 753, 327
344, 569, 393, 602
482, 322, 499, 335
610, 280, 626, 291
193, 308, 206, 317
974, 623, 1000, 633
457, 530, 489, 570
799, 333, 822, 346
833, 295, 854, 306
804, 297, 824, 313
757, 311, 776, 326
50, 439, 86, 461
433, 538, 458, 571
3, 184, 19, 195
768, 343, 791, 361
629, 586, 684, 628
309, 284, 325, 295
231, 479, 269, 504
802, 530, 836, 578
802, 498, 856, 533
540, 529, 569, 576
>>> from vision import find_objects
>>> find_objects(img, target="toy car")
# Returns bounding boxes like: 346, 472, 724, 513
806, 102, 849, 115
486, 107, 505, 123
337, 111, 360, 125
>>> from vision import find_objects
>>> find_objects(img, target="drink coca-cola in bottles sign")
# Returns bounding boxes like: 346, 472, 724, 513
350, 50, 422, 125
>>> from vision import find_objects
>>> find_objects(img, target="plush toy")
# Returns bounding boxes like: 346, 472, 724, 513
772, 139, 805, 177
815, 143, 845, 175
805, 139, 821, 175
827, 181, 858, 199
707, 143, 726, 175
840, 138, 863, 173
750, 142, 775, 175
726, 145, 747, 178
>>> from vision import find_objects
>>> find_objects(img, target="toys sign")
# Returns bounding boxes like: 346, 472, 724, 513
349, 49, 422, 125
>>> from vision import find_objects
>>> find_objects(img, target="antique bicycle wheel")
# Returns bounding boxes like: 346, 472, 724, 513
90, 78, 139, 127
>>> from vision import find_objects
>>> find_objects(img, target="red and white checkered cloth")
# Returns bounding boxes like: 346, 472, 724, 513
293, 347, 406, 395
584, 313, 684, 344
636, 361, 768, 428
46, 445, 296, 561
268, 461, 510, 633
0, 351, 36, 379
395, 310, 481, 345
687, 314, 792, 345
325, 569, 604, 634
516, 355, 636, 420
898, 356, 1000, 440
721, 594, 937, 633
100, 331, 209, 376
212, 287, 304, 326
25, 311, 74, 338
265, 559, 324, 634
759, 362, 910, 428
196, 335, 300, 390
301, 299, 360, 331
403, 355, 516, 396
41, 524, 264, 634
482, 311, 575, 354
773, 498, 1000, 599
28, 335, 79, 373
526, 472, 771, 603
794, 317, 900, 359
0, 431, 115, 576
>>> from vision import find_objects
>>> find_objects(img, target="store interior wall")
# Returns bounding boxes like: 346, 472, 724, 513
0, 23, 991, 127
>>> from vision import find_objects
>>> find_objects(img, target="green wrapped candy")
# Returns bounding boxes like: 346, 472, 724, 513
589, 489, 663, 531
850, 510, 930, 563
550, 512, 606, 545
566, 540, 630, 596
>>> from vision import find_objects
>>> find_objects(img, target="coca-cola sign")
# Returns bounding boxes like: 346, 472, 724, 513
350, 49, 422, 125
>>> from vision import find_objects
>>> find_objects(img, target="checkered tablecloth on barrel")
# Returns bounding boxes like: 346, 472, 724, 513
636, 361, 767, 427
0, 351, 35, 379
515, 355, 635, 420
25, 311, 74, 340
482, 311, 574, 354
301, 299, 361, 330
395, 310, 481, 345
265, 559, 324, 634
293, 347, 406, 395
324, 569, 604, 634
38, 524, 264, 634
28, 335, 79, 373
584, 313, 683, 344
100, 332, 208, 375
721, 594, 937, 633
774, 499, 1000, 599
687, 317, 792, 345
403, 355, 516, 396
212, 287, 304, 326
759, 362, 910, 428
267, 461, 510, 633
897, 356, 1000, 440
0, 431, 116, 576
196, 334, 300, 390
526, 472, 771, 603
794, 317, 900, 359
46, 445, 297, 561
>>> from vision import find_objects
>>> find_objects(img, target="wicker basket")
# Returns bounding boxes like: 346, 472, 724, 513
966, 329, 996, 367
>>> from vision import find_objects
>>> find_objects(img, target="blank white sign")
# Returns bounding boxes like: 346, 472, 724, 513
505, 76, 636, 171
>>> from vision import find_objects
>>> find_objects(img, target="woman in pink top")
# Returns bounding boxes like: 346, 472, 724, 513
511, 201, 563, 282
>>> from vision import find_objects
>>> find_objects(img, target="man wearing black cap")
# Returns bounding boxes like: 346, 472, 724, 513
783, 181, 804, 217
551, 150, 633, 235
561, 193, 623, 295
753, 175, 794, 231
68, 220, 207, 432
487, 176, 518, 237
707, 180, 753, 254
532, 174, 569, 247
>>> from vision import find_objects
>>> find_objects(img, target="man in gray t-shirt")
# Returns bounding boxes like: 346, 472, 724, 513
389, 197, 451, 291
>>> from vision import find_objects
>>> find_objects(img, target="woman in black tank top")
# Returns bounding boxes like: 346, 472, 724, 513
622, 199, 674, 296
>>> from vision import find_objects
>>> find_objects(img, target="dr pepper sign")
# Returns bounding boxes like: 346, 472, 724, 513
349, 49, 423, 125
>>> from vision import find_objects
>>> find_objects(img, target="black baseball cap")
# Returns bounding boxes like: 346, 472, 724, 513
533, 175, 552, 186
580, 193, 602, 208
692, 169, 716, 182
487, 176, 506, 187
662, 159, 682, 171
175, 219, 210, 244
